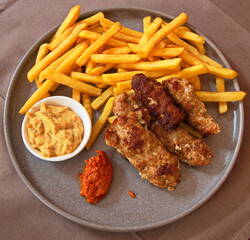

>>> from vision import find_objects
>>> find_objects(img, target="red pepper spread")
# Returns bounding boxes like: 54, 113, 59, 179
79, 151, 113, 204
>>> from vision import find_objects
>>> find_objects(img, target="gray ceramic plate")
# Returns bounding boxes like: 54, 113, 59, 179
4, 8, 244, 232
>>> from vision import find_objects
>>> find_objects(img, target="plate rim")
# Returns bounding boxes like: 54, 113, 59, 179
3, 7, 244, 232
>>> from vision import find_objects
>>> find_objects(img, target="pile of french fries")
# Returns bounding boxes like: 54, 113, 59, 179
20, 5, 246, 149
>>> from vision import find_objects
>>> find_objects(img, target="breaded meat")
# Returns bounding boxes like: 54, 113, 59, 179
105, 115, 180, 191
113, 92, 151, 127
151, 121, 212, 166
132, 73, 185, 132
163, 77, 220, 136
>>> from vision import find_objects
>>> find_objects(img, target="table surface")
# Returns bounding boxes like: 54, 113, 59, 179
1, 0, 249, 239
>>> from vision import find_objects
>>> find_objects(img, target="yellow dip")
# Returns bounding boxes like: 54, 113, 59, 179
26, 103, 84, 158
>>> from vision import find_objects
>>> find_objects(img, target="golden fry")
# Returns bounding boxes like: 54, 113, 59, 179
56, 41, 88, 74
216, 76, 228, 114
35, 43, 49, 88
143, 16, 151, 32
113, 86, 133, 95
76, 22, 122, 66
179, 49, 203, 66
19, 80, 57, 114
44, 71, 102, 96
91, 86, 114, 110
72, 88, 81, 102
116, 80, 132, 90
141, 13, 188, 56
139, 17, 163, 45
82, 93, 92, 119
51, 5, 81, 41
39, 46, 75, 83
91, 54, 140, 64
112, 32, 141, 44
102, 71, 143, 83
117, 58, 182, 71
129, 43, 184, 57
187, 75, 201, 91
86, 97, 114, 149
70, 71, 103, 84
100, 17, 143, 38
157, 64, 208, 83
174, 28, 205, 43
79, 30, 127, 47
168, 33, 222, 67
48, 25, 75, 51
85, 59, 97, 73
102, 46, 131, 54
28, 22, 87, 82
78, 12, 104, 26
205, 64, 238, 79
88, 64, 114, 75
108, 116, 116, 124
195, 91, 246, 102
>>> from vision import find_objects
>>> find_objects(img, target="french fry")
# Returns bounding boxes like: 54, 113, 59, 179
112, 32, 141, 44
82, 93, 92, 119
28, 22, 88, 82
187, 75, 201, 91
157, 64, 208, 83
50, 5, 81, 41
43, 71, 102, 96
19, 80, 57, 114
79, 30, 127, 47
216, 76, 228, 114
141, 13, 188, 56
117, 58, 182, 71
116, 80, 132, 90
155, 38, 172, 48
143, 16, 151, 32
174, 28, 205, 43
91, 54, 141, 64
70, 71, 103, 84
39, 46, 76, 83
91, 25, 104, 34
78, 12, 104, 26
35, 43, 49, 88
102, 46, 131, 54
205, 64, 238, 79
102, 71, 143, 83
76, 22, 122, 66
129, 43, 184, 57
113, 86, 133, 95
195, 91, 246, 102
88, 64, 114, 75
95, 83, 109, 88
86, 97, 114, 149
72, 88, 81, 102
56, 41, 88, 74
168, 33, 222, 67
91, 86, 114, 110
48, 25, 75, 51
108, 116, 116, 124
139, 17, 163, 45
189, 40, 206, 54
85, 59, 97, 73
100, 17, 143, 38
179, 49, 203, 66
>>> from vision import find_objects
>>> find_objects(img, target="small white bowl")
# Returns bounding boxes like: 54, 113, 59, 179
21, 96, 92, 162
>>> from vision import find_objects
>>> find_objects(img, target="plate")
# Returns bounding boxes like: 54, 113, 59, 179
3, 8, 244, 232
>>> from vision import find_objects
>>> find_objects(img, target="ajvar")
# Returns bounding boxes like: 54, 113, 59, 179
79, 151, 113, 204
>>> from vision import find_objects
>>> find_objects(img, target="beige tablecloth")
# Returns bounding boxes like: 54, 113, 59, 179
1, 0, 249, 239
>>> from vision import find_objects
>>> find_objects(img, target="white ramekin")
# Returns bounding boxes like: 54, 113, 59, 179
21, 96, 92, 161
